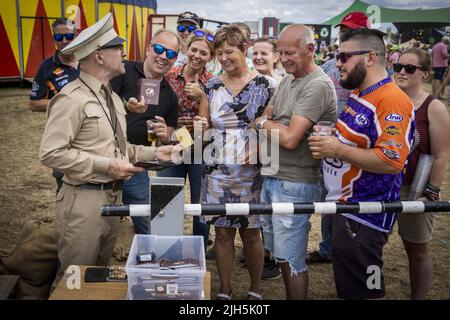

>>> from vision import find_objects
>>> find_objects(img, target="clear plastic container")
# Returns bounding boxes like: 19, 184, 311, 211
125, 235, 206, 300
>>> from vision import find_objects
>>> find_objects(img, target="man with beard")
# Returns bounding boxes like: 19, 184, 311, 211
308, 28, 415, 299
110, 29, 180, 234
307, 11, 371, 265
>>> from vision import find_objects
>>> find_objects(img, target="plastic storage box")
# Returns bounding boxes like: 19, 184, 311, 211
125, 235, 206, 300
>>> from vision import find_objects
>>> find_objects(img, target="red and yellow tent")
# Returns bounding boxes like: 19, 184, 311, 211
0, 0, 157, 81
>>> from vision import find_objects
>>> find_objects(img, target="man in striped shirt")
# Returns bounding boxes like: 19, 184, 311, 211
309, 28, 415, 299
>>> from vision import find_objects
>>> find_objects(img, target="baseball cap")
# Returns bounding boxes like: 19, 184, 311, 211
177, 12, 200, 27
334, 11, 371, 29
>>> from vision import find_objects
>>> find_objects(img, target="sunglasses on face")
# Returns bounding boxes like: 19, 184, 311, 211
177, 25, 197, 33
393, 63, 423, 74
53, 33, 75, 41
193, 30, 214, 42
100, 44, 124, 51
336, 50, 373, 64
152, 43, 178, 60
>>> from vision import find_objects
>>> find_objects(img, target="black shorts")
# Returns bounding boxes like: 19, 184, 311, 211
331, 214, 389, 299
433, 67, 447, 80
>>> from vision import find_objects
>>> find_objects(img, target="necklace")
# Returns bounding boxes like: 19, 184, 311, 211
412, 92, 426, 109
223, 70, 252, 96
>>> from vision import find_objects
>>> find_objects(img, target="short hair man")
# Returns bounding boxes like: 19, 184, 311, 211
110, 29, 180, 234
307, 11, 371, 265
30, 18, 80, 192
29, 18, 79, 112
431, 35, 449, 98
174, 11, 200, 67
254, 24, 337, 299
308, 29, 415, 299
39, 13, 181, 289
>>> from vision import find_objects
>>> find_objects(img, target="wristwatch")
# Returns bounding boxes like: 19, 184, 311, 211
256, 118, 268, 130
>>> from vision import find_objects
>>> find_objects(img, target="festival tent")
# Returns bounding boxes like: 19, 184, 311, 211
0, 0, 157, 81
323, 0, 450, 43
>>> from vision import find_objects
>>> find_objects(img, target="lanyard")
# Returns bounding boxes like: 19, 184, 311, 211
359, 77, 392, 97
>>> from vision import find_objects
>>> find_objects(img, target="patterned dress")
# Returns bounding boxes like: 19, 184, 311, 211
200, 75, 275, 228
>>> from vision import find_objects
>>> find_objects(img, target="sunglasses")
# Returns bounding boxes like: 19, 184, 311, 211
152, 43, 178, 60
336, 50, 373, 64
53, 33, 75, 41
393, 63, 423, 74
177, 25, 197, 33
194, 30, 214, 42
100, 44, 124, 51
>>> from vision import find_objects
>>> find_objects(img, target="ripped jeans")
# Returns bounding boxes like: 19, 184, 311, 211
259, 177, 322, 275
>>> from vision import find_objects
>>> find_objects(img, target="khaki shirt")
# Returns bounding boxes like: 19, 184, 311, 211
39, 71, 156, 185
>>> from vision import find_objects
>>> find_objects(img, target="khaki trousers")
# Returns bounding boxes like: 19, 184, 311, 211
52, 182, 121, 289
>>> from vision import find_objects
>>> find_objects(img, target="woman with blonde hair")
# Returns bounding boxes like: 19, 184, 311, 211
199, 25, 276, 300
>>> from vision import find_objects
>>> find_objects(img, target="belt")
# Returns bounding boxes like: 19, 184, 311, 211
66, 180, 124, 191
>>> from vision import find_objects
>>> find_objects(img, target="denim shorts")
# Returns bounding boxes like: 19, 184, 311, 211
259, 177, 322, 274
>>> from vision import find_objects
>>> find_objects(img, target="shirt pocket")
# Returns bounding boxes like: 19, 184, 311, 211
83, 103, 113, 141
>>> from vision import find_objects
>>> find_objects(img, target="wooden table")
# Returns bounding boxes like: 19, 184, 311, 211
49, 265, 210, 300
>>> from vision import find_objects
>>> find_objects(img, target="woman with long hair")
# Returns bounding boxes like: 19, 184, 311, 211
161, 29, 216, 248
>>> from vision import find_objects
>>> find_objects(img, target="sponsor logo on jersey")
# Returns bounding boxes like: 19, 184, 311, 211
382, 148, 400, 160
381, 139, 402, 148
385, 113, 404, 122
384, 126, 401, 136
31, 81, 39, 92
354, 113, 369, 127
53, 68, 64, 76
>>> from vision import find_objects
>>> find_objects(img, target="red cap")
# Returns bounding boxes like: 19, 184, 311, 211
335, 11, 371, 29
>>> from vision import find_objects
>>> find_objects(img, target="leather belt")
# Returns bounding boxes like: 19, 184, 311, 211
66, 180, 124, 191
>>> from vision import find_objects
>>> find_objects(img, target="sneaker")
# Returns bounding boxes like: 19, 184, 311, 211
205, 246, 215, 260
261, 261, 281, 280
305, 251, 331, 264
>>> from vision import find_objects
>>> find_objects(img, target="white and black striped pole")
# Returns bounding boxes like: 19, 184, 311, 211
100, 201, 450, 217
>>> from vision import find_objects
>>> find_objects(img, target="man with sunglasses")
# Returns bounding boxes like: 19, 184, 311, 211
110, 29, 180, 234
29, 18, 79, 193
174, 11, 200, 68
308, 28, 415, 299
30, 18, 79, 113
307, 11, 371, 266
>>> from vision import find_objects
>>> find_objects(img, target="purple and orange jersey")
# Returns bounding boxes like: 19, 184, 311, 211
324, 78, 415, 232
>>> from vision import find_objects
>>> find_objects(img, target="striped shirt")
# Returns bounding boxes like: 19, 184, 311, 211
323, 78, 415, 232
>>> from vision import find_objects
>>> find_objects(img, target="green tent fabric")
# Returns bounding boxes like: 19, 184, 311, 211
323, 0, 450, 26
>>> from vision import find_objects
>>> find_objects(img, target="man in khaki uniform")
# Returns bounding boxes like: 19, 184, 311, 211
39, 13, 181, 288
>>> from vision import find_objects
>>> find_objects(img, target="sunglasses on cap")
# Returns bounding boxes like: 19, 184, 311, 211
177, 25, 197, 33
194, 30, 214, 42
336, 50, 373, 64
152, 43, 178, 60
53, 33, 75, 41
393, 63, 423, 74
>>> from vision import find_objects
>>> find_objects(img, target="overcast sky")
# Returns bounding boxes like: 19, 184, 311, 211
156, 0, 450, 24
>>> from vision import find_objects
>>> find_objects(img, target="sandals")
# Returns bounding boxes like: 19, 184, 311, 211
216, 292, 232, 300
247, 291, 263, 300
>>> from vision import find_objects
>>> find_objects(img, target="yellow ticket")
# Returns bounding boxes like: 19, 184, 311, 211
175, 126, 194, 149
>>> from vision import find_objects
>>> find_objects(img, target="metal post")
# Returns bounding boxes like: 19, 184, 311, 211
16, 0, 24, 80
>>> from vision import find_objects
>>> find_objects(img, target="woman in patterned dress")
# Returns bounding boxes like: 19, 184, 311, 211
199, 25, 276, 300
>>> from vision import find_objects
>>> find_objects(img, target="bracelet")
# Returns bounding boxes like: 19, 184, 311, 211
424, 184, 440, 201
426, 183, 440, 193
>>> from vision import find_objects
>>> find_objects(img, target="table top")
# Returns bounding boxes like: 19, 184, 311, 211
49, 265, 210, 300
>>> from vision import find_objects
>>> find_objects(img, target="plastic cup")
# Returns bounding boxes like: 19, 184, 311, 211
316, 121, 335, 136
146, 119, 158, 145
